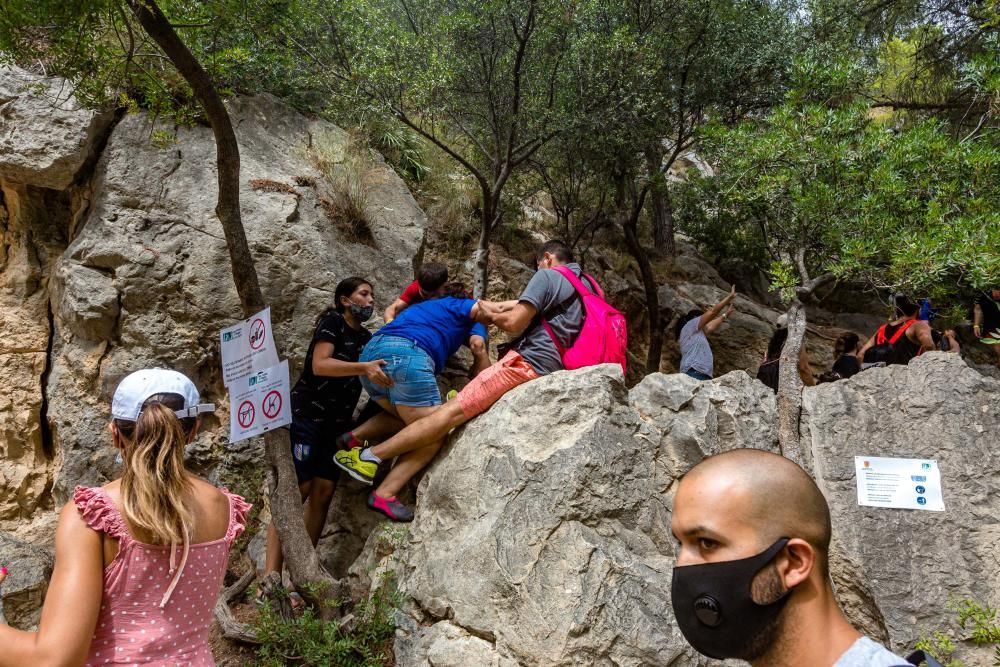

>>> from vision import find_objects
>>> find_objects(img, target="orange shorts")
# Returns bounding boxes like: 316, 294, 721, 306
457, 350, 540, 419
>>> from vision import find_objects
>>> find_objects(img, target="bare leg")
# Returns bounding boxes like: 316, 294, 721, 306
351, 406, 404, 442
264, 479, 313, 576
370, 400, 468, 460
302, 477, 336, 545
376, 440, 445, 499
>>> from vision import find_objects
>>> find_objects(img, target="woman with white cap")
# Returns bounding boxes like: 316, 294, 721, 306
0, 368, 250, 666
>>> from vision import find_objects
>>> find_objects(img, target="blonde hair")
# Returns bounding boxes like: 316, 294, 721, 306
114, 394, 195, 545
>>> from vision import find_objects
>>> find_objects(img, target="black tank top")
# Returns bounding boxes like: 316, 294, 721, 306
880, 321, 921, 364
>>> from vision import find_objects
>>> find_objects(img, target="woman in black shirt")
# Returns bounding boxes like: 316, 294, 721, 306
262, 277, 397, 588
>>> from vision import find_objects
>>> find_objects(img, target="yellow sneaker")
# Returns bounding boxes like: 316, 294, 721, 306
333, 447, 377, 484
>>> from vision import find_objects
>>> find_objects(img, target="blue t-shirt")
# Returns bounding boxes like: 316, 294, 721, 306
375, 298, 487, 373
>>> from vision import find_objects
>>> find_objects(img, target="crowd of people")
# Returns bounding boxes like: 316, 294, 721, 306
674, 288, 995, 390
1, 240, 987, 666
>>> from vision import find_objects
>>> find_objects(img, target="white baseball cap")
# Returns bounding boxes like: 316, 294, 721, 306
111, 368, 215, 421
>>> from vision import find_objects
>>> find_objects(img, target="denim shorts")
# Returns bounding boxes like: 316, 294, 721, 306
360, 335, 441, 407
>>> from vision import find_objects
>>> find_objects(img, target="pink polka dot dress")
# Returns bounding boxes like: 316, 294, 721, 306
73, 486, 251, 666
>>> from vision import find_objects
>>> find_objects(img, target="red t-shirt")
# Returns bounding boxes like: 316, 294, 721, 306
399, 280, 425, 305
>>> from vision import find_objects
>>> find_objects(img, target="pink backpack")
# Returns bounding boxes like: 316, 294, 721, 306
541, 266, 628, 374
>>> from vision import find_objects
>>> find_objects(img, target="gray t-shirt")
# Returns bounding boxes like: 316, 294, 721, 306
515, 263, 593, 375
679, 316, 713, 377
833, 637, 908, 667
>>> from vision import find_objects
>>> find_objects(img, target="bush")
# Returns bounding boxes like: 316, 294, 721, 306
253, 575, 400, 667
914, 599, 1000, 667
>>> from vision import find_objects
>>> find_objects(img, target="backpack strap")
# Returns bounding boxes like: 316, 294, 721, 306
905, 650, 945, 667
887, 319, 916, 345
875, 324, 889, 346
541, 266, 601, 355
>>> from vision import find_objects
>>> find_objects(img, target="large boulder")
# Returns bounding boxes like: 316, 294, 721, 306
801, 352, 1000, 665
0, 531, 54, 630
350, 355, 1000, 665
392, 365, 776, 666
0, 66, 114, 190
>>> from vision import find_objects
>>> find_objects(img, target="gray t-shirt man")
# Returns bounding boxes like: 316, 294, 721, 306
833, 637, 909, 667
515, 263, 593, 375
679, 317, 713, 378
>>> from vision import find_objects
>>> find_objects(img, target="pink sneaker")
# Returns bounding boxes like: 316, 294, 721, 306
367, 492, 414, 522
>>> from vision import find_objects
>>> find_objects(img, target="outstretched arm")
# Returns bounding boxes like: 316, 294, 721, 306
699, 285, 737, 333
478, 300, 538, 334
0, 501, 103, 667
384, 298, 409, 324
703, 303, 735, 335
913, 321, 935, 353
311, 341, 392, 387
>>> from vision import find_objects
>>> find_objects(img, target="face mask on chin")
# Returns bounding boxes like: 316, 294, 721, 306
349, 303, 374, 323
671, 538, 792, 660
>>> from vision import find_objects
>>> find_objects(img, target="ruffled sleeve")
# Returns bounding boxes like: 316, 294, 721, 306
73, 486, 129, 539
221, 490, 252, 543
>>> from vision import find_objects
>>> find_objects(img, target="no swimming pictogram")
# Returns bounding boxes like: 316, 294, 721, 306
249, 317, 267, 350
237, 400, 255, 428
262, 390, 283, 419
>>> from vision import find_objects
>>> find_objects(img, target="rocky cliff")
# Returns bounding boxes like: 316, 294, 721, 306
347, 353, 998, 666
0, 65, 427, 625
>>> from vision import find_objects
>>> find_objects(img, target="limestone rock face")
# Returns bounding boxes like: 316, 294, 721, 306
352, 354, 999, 666
0, 68, 427, 582
392, 365, 775, 666
0, 66, 112, 535
0, 66, 114, 190
802, 353, 1000, 666
0, 531, 54, 630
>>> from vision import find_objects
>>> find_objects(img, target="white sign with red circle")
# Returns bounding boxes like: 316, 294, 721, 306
228, 360, 291, 443
220, 307, 279, 386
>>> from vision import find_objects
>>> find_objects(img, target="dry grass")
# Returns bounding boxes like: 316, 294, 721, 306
249, 178, 298, 195
310, 131, 376, 246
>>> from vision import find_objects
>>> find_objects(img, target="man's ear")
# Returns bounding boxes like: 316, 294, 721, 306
776, 538, 815, 590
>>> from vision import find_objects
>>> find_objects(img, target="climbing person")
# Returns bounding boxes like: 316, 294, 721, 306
931, 328, 961, 354
670, 448, 910, 666
383, 262, 449, 324
333, 239, 627, 511
334, 282, 490, 521
973, 288, 1000, 366
676, 286, 737, 380
0, 368, 249, 666
755, 328, 816, 393
859, 295, 934, 368
262, 277, 401, 589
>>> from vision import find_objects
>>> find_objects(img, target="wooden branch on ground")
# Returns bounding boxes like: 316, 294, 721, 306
213, 567, 258, 644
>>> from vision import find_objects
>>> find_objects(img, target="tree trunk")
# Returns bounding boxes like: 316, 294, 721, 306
473, 198, 495, 299
616, 177, 662, 375
127, 0, 340, 613
777, 301, 807, 466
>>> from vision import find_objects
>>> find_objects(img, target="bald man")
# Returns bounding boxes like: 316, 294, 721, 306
670, 449, 910, 666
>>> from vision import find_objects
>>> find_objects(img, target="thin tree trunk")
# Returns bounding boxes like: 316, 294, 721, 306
615, 176, 662, 375
127, 0, 340, 614
473, 198, 495, 299
777, 300, 806, 465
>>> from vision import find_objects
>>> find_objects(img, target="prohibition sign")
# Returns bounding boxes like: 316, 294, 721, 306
262, 390, 283, 419
249, 318, 266, 350
237, 400, 255, 428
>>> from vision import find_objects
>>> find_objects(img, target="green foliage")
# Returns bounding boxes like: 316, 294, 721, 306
914, 599, 1000, 667
253, 575, 400, 667
680, 85, 1000, 306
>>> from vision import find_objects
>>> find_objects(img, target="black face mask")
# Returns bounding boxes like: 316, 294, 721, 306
349, 303, 374, 323
671, 538, 791, 660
